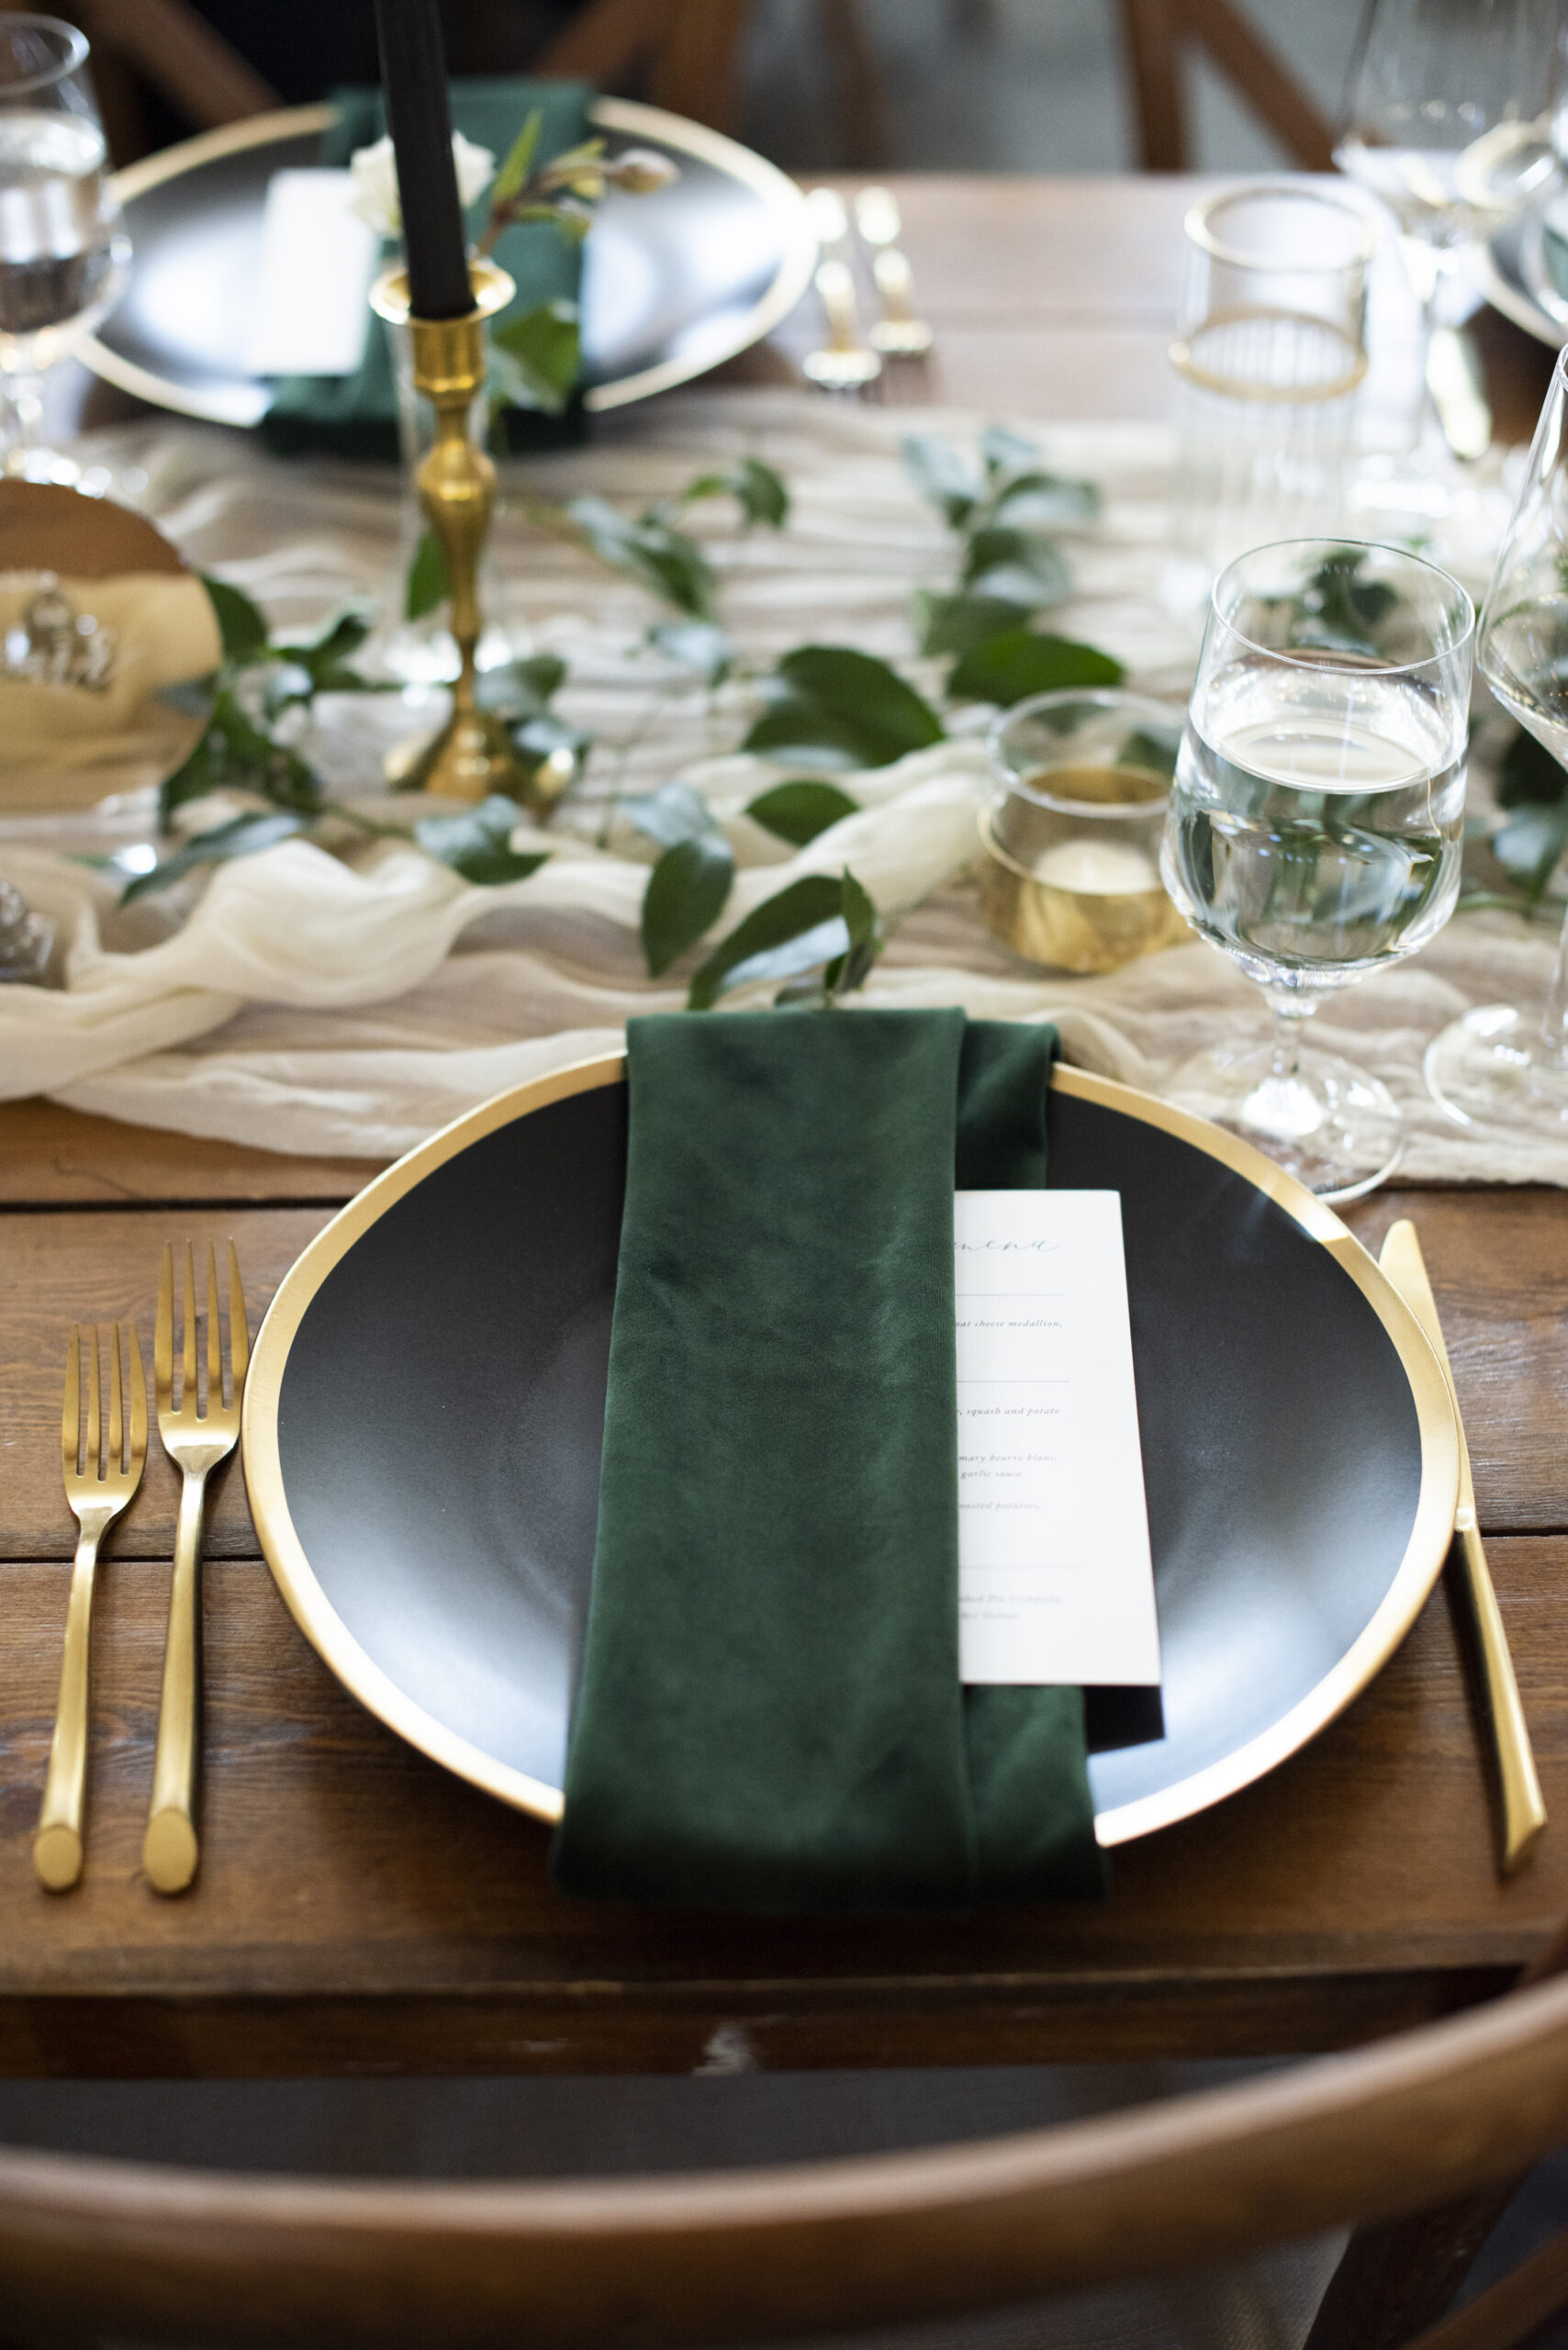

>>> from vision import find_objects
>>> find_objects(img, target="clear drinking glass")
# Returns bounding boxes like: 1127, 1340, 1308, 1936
1335, 0, 1558, 428
1170, 185, 1375, 578
1160, 539, 1475, 1202
980, 690, 1188, 973
0, 15, 128, 479
1427, 343, 1568, 1136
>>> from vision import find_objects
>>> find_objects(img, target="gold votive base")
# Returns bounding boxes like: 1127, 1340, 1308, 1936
978, 804, 1189, 974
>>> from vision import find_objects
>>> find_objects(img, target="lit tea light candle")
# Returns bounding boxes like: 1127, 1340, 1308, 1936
1031, 837, 1162, 895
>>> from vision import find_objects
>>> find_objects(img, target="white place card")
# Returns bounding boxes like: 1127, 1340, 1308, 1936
955, 1191, 1160, 1688
243, 170, 377, 379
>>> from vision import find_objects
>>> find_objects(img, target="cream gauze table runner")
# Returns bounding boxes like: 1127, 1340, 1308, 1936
0, 389, 1562, 1182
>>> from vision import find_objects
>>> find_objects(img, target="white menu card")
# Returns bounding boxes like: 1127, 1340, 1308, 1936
244, 171, 377, 378
955, 1191, 1160, 1688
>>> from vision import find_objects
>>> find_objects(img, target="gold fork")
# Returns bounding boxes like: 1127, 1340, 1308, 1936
144, 1241, 247, 1896
36, 1325, 147, 1891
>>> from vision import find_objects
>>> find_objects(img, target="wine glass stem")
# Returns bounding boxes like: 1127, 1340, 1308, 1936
0, 368, 45, 473
1540, 897, 1568, 1072
1265, 986, 1316, 1081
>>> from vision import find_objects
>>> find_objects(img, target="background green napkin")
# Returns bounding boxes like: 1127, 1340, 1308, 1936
263, 79, 590, 459
551, 1010, 1105, 1914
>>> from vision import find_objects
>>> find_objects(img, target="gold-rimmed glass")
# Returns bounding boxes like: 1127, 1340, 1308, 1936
1170, 185, 1375, 577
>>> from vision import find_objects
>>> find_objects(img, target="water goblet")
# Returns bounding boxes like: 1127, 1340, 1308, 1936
1335, 0, 1558, 453
1160, 539, 1476, 1203
0, 15, 129, 481
1427, 342, 1568, 1137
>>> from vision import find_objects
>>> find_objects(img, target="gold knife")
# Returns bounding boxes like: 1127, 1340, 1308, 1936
1380, 1219, 1545, 1874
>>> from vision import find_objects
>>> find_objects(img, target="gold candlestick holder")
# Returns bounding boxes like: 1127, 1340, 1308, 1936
372, 260, 533, 804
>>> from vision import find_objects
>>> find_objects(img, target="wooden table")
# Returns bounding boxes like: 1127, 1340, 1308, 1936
5, 177, 1565, 2082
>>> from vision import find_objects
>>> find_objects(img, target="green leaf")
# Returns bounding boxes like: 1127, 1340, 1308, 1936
980, 424, 1041, 480
961, 525, 1070, 609
622, 780, 716, 849
566, 494, 717, 618
988, 471, 1100, 528
406, 529, 450, 621
1494, 801, 1568, 900
901, 432, 980, 527
912, 589, 1030, 659
743, 645, 944, 770
1496, 724, 1568, 809
745, 778, 858, 845
642, 832, 736, 975
1118, 725, 1181, 780
488, 299, 579, 415
688, 873, 849, 1009
948, 628, 1124, 707
490, 108, 543, 207
668, 457, 790, 530
286, 604, 376, 694
476, 654, 566, 717
200, 576, 269, 664
822, 867, 882, 999
414, 795, 552, 886
121, 810, 304, 902
648, 620, 733, 683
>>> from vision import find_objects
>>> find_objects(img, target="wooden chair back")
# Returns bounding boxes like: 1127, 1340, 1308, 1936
1115, 0, 1336, 170
6, 1966, 1568, 2345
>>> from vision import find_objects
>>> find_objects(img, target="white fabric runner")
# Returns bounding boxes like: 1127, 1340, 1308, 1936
3, 390, 1563, 1182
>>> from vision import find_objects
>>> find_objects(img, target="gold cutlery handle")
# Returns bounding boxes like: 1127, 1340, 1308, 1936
144, 1465, 207, 1895
35, 1528, 100, 1891
1456, 1518, 1546, 1873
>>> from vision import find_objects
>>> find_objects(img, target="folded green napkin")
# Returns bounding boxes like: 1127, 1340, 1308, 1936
551, 1010, 1105, 1913
263, 78, 591, 460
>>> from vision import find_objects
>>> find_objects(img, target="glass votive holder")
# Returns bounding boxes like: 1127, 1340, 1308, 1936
980, 689, 1190, 974
1170, 183, 1376, 576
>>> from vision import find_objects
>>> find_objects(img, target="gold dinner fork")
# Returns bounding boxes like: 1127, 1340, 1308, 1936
36, 1325, 147, 1891
144, 1241, 247, 1896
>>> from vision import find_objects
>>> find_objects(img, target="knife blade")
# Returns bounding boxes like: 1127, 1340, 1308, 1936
1380, 1218, 1545, 1873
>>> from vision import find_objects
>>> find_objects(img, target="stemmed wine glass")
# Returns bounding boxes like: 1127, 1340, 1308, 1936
1427, 343, 1568, 1136
0, 15, 128, 480
1160, 539, 1475, 1203
1335, 0, 1558, 450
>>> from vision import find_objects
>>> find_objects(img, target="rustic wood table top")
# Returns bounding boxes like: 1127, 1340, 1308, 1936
4, 175, 1564, 2083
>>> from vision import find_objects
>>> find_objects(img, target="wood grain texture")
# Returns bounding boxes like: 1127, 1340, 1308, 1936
0, 1101, 377, 1209
0, 1539, 1561, 2071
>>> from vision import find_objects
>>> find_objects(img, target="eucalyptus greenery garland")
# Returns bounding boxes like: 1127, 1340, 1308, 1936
129, 423, 1568, 1011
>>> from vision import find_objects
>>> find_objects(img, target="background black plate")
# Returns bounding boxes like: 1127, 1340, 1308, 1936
244, 1060, 1455, 1846
81, 101, 816, 426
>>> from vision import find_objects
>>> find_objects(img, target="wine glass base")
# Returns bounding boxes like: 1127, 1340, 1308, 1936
1162, 1038, 1403, 1203
1424, 1005, 1568, 1135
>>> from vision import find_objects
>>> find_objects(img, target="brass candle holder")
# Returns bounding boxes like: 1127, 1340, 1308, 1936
372, 260, 532, 804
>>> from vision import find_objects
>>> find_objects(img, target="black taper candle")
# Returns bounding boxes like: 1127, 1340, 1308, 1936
373, 0, 473, 319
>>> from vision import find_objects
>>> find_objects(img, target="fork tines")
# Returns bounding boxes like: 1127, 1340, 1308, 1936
156, 1239, 248, 1419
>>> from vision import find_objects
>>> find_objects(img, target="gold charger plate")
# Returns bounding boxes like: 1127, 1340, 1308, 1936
241, 1055, 1457, 1851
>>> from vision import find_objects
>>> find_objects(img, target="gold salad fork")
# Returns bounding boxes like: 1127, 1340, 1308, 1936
36, 1325, 147, 1891
145, 1241, 247, 1896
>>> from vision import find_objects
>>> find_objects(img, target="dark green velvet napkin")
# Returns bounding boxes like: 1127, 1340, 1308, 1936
550, 1009, 1104, 1914
263, 79, 590, 460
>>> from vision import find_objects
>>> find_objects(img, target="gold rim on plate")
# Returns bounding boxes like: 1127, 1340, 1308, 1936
81, 99, 819, 420
241, 1054, 1459, 1849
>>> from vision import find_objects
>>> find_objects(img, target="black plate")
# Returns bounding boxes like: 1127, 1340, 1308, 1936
81, 100, 816, 427
243, 1058, 1456, 1845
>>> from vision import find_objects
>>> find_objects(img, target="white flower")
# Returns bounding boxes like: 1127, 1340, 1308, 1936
348, 132, 496, 238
